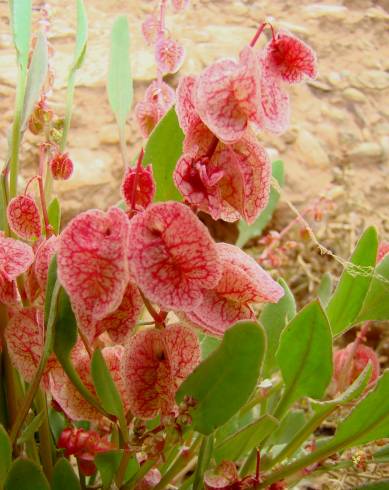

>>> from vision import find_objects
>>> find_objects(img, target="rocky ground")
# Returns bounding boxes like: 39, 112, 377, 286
1, 0, 389, 488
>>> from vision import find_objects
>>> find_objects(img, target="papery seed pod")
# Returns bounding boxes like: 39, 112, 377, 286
0, 231, 34, 281
57, 207, 129, 322
263, 30, 317, 84
135, 100, 160, 138
122, 325, 200, 419
175, 75, 201, 134
155, 38, 185, 74
7, 195, 42, 241
332, 343, 380, 394
145, 80, 175, 111
142, 14, 160, 46
28, 98, 53, 135
127, 201, 222, 311
0, 274, 18, 305
121, 164, 156, 211
34, 235, 58, 291
49, 152, 74, 180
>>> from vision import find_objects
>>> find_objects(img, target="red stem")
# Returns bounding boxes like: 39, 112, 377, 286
249, 22, 275, 48
130, 148, 145, 212
38, 145, 52, 237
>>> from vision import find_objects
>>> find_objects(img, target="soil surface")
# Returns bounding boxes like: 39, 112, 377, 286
1, 0, 389, 488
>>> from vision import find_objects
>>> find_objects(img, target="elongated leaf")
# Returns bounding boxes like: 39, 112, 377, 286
53, 287, 78, 361
48, 407, 66, 444
4, 459, 49, 490
237, 160, 284, 247
199, 333, 220, 360
260, 278, 296, 378
193, 436, 214, 490
0, 425, 11, 488
21, 31, 48, 129
275, 301, 332, 418
356, 256, 389, 322
91, 349, 125, 418
72, 0, 88, 72
323, 371, 389, 451
10, 0, 32, 68
95, 451, 139, 489
144, 108, 184, 202
317, 272, 333, 307
47, 198, 61, 235
107, 16, 132, 130
327, 227, 378, 335
373, 444, 389, 463
44, 255, 58, 327
215, 415, 278, 463
176, 321, 265, 435
267, 410, 306, 448
51, 458, 81, 490
17, 410, 44, 445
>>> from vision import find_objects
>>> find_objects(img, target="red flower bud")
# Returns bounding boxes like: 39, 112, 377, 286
50, 152, 74, 180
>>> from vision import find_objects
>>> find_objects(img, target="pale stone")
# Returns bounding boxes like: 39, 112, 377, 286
343, 88, 366, 103
277, 21, 310, 35
307, 80, 332, 92
348, 143, 384, 164
296, 129, 330, 168
99, 124, 120, 145
326, 71, 348, 89
303, 4, 348, 18
352, 70, 389, 90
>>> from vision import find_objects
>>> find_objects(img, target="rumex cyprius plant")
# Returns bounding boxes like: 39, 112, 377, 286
0, 2, 389, 490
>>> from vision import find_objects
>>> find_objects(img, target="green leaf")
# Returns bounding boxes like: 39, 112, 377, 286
193, 436, 214, 490
317, 272, 333, 307
53, 287, 78, 361
327, 227, 378, 336
107, 16, 132, 130
44, 255, 58, 328
4, 459, 49, 490
47, 198, 61, 235
260, 278, 296, 378
267, 410, 306, 448
199, 333, 220, 360
21, 31, 48, 129
356, 255, 389, 322
51, 458, 81, 490
17, 410, 44, 445
0, 425, 11, 488
373, 444, 389, 463
176, 321, 265, 435
71, 0, 88, 72
10, 0, 32, 69
275, 301, 333, 418
144, 108, 184, 202
237, 160, 284, 248
91, 349, 125, 418
215, 415, 278, 463
95, 451, 139, 489
48, 407, 66, 444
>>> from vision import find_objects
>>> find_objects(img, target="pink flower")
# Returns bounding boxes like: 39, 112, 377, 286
195, 47, 261, 143
121, 164, 156, 211
175, 75, 201, 134
155, 38, 185, 74
7, 195, 42, 241
182, 243, 284, 336
127, 201, 222, 311
121, 324, 200, 419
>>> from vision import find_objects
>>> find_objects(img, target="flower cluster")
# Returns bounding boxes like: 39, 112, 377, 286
174, 24, 317, 224
136, 0, 187, 137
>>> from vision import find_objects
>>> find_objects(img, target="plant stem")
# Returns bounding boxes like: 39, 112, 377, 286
192, 435, 214, 490
9, 66, 28, 198
60, 72, 76, 153
119, 125, 129, 167
10, 280, 60, 444
38, 145, 51, 237
36, 388, 54, 480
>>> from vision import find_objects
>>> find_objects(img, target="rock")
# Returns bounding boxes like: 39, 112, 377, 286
348, 143, 384, 164
283, 126, 299, 144
343, 88, 366, 103
352, 70, 389, 90
265, 147, 279, 162
321, 104, 345, 122
307, 80, 332, 92
338, 131, 361, 147
277, 21, 310, 35
303, 4, 348, 19
99, 124, 120, 145
296, 129, 330, 168
326, 71, 348, 89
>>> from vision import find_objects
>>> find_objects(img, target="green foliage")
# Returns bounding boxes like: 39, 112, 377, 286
4, 459, 49, 490
356, 255, 389, 322
275, 301, 333, 418
107, 16, 132, 130
0, 425, 11, 490
215, 415, 278, 463
193, 436, 214, 490
144, 108, 184, 202
267, 410, 306, 448
237, 160, 285, 247
17, 411, 44, 445
72, 0, 88, 71
51, 458, 81, 490
260, 278, 296, 378
9, 0, 31, 69
317, 272, 333, 307
95, 451, 139, 489
21, 31, 48, 130
176, 321, 265, 435
47, 198, 61, 235
327, 227, 378, 335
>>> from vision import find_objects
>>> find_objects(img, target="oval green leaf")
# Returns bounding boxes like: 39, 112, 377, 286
176, 321, 265, 435
144, 108, 184, 202
4, 459, 49, 490
0, 425, 11, 488
107, 16, 132, 130
47, 198, 61, 235
327, 227, 378, 336
51, 458, 81, 490
356, 255, 389, 322
275, 301, 333, 418
317, 272, 333, 307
